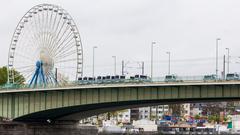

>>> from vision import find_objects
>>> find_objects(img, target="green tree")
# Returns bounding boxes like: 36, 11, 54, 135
0, 67, 25, 85
194, 114, 200, 120
208, 115, 220, 123
0, 67, 8, 85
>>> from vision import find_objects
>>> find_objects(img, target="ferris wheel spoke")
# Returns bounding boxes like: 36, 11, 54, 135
15, 22, 41, 54
49, 19, 67, 53
34, 10, 45, 49
48, 12, 64, 52
17, 67, 35, 74
14, 52, 37, 63
55, 58, 78, 64
43, 7, 53, 49
51, 25, 72, 52
23, 71, 36, 83
56, 28, 74, 46
55, 37, 75, 55
53, 40, 75, 58
14, 65, 35, 70
36, 10, 44, 48
45, 71, 53, 84
54, 47, 76, 59
18, 16, 41, 52
39, 9, 48, 48
52, 31, 74, 56
54, 48, 76, 61
41, 8, 47, 48
45, 8, 54, 50
16, 70, 35, 83
29, 11, 42, 50
45, 12, 58, 50
57, 66, 76, 69
56, 24, 71, 43
43, 7, 49, 48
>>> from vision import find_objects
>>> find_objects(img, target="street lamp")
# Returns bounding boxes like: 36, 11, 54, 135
216, 38, 221, 77
92, 46, 97, 77
112, 56, 116, 75
151, 41, 156, 79
225, 48, 230, 74
166, 52, 170, 75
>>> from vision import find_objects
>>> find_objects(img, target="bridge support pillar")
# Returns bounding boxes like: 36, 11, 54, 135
0, 121, 98, 135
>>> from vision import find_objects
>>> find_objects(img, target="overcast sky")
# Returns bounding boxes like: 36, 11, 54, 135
1, 0, 240, 78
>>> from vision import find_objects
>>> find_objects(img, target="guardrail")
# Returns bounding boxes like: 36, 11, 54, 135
0, 75, 236, 91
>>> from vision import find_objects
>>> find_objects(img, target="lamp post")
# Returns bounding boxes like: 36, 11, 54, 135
151, 42, 156, 79
216, 38, 221, 77
112, 56, 116, 75
92, 46, 97, 77
166, 52, 170, 75
225, 48, 230, 74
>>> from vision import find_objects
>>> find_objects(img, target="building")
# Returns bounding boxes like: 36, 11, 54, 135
180, 103, 190, 117
190, 103, 203, 116
139, 105, 169, 120
130, 108, 139, 122
117, 109, 131, 123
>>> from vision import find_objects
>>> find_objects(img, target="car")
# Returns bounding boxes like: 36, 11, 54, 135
115, 75, 120, 79
120, 75, 126, 79
164, 74, 182, 82
134, 75, 149, 80
97, 76, 102, 80
106, 76, 111, 80
226, 73, 240, 81
130, 76, 135, 80
96, 76, 103, 83
203, 74, 217, 82
111, 76, 115, 80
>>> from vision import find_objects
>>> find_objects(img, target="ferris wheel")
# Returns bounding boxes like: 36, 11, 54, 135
7, 4, 83, 87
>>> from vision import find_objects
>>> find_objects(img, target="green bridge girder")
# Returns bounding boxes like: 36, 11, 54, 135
0, 82, 240, 122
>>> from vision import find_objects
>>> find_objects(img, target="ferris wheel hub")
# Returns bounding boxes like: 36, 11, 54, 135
40, 48, 54, 74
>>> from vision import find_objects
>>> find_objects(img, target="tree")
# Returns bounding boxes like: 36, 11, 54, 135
208, 115, 220, 123
0, 67, 8, 85
0, 67, 25, 85
194, 114, 200, 120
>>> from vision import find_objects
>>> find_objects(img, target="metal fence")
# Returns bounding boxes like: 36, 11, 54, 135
0, 75, 236, 91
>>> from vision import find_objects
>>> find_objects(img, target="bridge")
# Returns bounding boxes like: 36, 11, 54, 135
3, 3, 240, 124
0, 81, 240, 122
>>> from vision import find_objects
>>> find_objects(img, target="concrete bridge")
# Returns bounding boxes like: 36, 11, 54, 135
0, 81, 240, 122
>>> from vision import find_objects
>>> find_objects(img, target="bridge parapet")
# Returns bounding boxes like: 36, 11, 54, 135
0, 82, 240, 122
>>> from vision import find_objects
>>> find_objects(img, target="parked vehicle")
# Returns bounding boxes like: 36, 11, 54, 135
164, 74, 182, 82
226, 73, 240, 81
203, 74, 217, 82
134, 75, 151, 82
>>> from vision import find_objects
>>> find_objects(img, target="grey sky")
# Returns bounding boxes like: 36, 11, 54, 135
1, 0, 240, 78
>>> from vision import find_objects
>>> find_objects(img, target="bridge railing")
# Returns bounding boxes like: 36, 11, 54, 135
0, 75, 235, 90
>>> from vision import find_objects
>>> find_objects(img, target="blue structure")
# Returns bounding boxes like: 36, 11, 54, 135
29, 61, 46, 88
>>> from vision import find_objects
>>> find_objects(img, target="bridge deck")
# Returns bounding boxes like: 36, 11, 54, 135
1, 81, 240, 93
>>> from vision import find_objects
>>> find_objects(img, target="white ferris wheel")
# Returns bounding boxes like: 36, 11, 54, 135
7, 4, 83, 87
